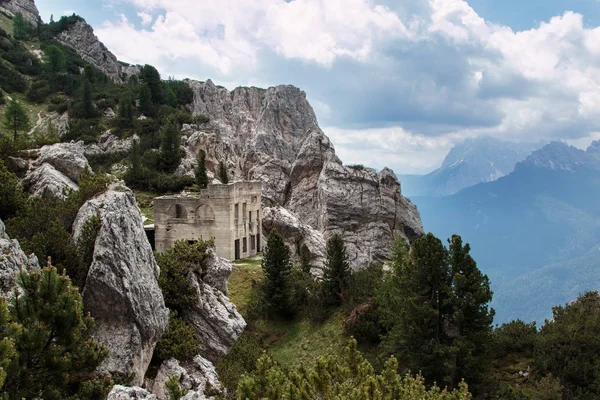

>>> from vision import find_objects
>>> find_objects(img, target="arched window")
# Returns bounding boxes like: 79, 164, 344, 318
196, 204, 215, 221
175, 204, 187, 219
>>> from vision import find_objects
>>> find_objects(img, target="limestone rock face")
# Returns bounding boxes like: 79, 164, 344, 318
262, 207, 326, 273
0, 218, 39, 297
85, 131, 139, 157
73, 185, 169, 385
107, 385, 157, 400
146, 356, 221, 400
0, 0, 40, 26
23, 141, 90, 199
181, 253, 245, 361
57, 20, 122, 82
181, 80, 424, 269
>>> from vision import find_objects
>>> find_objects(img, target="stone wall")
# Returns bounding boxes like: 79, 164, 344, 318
154, 182, 262, 260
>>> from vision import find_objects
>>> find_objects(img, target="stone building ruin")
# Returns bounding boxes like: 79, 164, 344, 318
154, 182, 263, 260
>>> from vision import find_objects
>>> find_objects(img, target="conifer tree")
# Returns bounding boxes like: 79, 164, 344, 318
159, 121, 181, 172
218, 160, 229, 184
299, 244, 312, 274
322, 234, 350, 306
44, 45, 65, 77
125, 139, 143, 186
140, 64, 164, 104
1, 264, 110, 399
166, 87, 177, 108
117, 96, 134, 129
77, 78, 96, 118
138, 84, 154, 117
195, 149, 208, 189
12, 13, 28, 40
448, 234, 494, 389
261, 229, 295, 318
2, 98, 30, 143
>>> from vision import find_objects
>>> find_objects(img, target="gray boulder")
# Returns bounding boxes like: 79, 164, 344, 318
73, 185, 169, 385
179, 253, 245, 361
24, 163, 78, 199
0, 218, 39, 297
146, 356, 221, 400
107, 385, 157, 400
262, 206, 326, 274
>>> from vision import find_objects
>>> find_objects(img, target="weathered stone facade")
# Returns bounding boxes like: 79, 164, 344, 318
154, 182, 263, 260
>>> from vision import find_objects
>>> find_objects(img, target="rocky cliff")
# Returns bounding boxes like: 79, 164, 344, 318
0, 0, 41, 26
57, 20, 131, 83
179, 80, 423, 269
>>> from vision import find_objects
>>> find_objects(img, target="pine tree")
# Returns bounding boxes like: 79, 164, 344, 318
125, 139, 143, 186
166, 87, 177, 108
195, 149, 208, 189
299, 244, 312, 274
12, 13, 28, 40
76, 78, 96, 119
448, 234, 494, 389
1, 265, 110, 399
117, 96, 134, 129
218, 160, 229, 184
44, 45, 65, 77
3, 98, 30, 143
138, 83, 154, 117
322, 234, 350, 306
140, 64, 164, 104
159, 121, 181, 172
261, 229, 295, 318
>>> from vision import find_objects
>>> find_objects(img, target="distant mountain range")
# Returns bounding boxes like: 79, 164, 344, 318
411, 141, 600, 323
399, 137, 542, 197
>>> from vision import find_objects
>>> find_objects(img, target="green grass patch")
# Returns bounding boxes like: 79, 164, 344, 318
0, 13, 13, 35
134, 191, 159, 225
228, 257, 263, 316
264, 311, 348, 370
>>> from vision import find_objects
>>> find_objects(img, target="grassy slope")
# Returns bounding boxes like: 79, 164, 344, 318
228, 255, 348, 370
0, 13, 13, 35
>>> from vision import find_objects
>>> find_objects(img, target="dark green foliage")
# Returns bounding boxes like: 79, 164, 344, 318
140, 64, 163, 104
2, 98, 30, 143
534, 291, 600, 399
159, 121, 181, 172
0, 62, 27, 93
165, 79, 194, 106
261, 229, 295, 318
236, 339, 471, 400
38, 14, 85, 40
124, 139, 144, 187
116, 96, 134, 129
299, 244, 312, 274
218, 160, 229, 184
72, 78, 97, 118
193, 114, 210, 124
322, 234, 350, 306
195, 149, 208, 189
74, 215, 101, 288
377, 234, 494, 392
12, 13, 29, 40
492, 320, 537, 358
0, 161, 25, 220
345, 300, 382, 344
1, 266, 111, 399
44, 45, 66, 76
216, 331, 263, 393
138, 84, 154, 116
155, 311, 201, 363
165, 376, 188, 400
165, 87, 177, 108
156, 240, 211, 313
0, 91, 4, 105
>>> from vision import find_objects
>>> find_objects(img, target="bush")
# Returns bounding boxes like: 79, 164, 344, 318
152, 173, 194, 193
155, 311, 201, 363
344, 300, 383, 344
216, 331, 263, 392
155, 240, 212, 313
0, 62, 27, 93
0, 160, 26, 220
492, 320, 537, 358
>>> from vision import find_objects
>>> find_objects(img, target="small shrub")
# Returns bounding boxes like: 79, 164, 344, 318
155, 311, 201, 363
344, 300, 383, 344
216, 331, 263, 392
492, 319, 537, 358
165, 376, 189, 400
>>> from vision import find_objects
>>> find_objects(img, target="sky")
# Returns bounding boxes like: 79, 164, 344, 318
35, 0, 600, 174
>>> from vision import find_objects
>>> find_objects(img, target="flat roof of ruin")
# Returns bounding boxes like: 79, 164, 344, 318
155, 181, 262, 199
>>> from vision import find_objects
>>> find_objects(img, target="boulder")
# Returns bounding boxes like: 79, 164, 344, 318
0, 218, 39, 297
24, 141, 90, 199
34, 141, 90, 183
146, 356, 221, 400
180, 253, 245, 361
73, 185, 169, 385
107, 385, 157, 400
262, 207, 326, 273
85, 132, 139, 157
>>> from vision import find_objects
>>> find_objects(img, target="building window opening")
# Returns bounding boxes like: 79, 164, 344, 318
243, 237, 247, 253
188, 240, 197, 245
175, 204, 187, 219
250, 235, 255, 251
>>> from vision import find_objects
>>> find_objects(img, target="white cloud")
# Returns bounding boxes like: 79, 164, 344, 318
137, 11, 153, 26
93, 0, 600, 174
